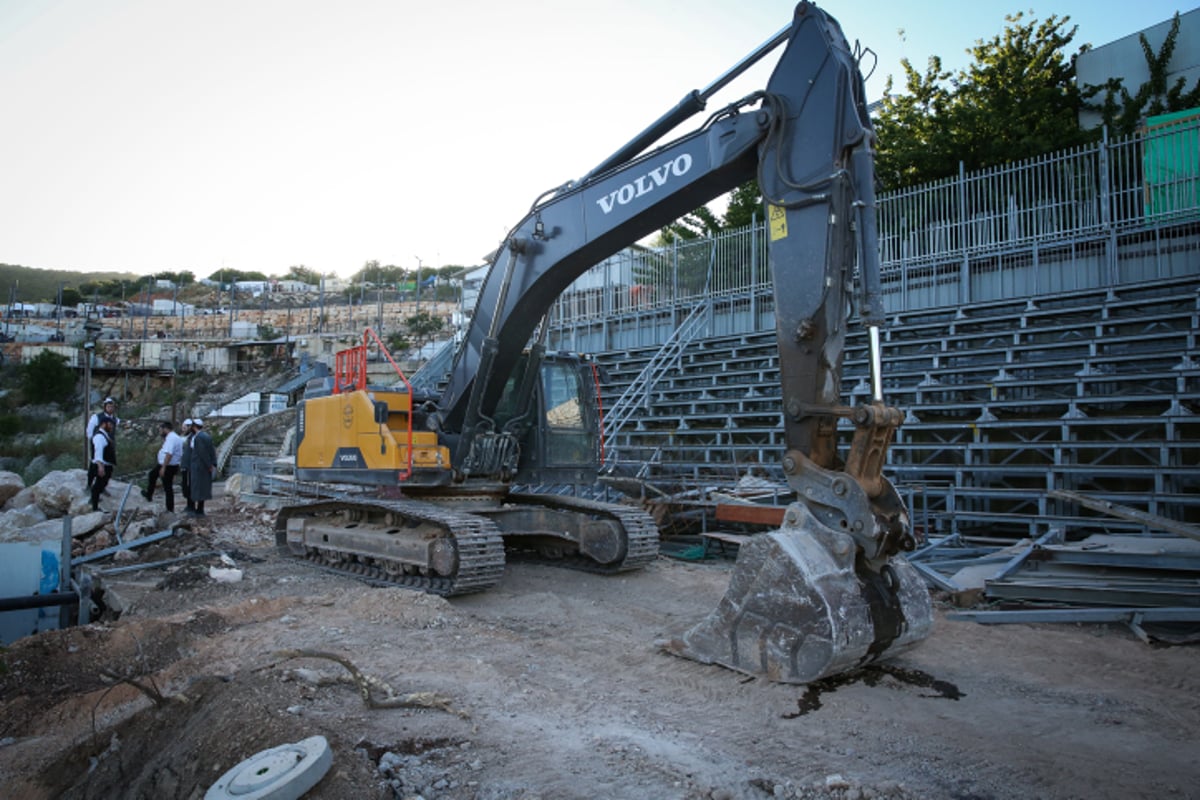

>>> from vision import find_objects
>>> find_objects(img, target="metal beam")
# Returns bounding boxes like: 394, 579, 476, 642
72, 528, 177, 565
1049, 489, 1200, 542
948, 607, 1200, 624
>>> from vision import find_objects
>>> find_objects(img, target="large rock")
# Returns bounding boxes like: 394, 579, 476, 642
31, 469, 88, 515
0, 505, 49, 542
124, 518, 165, 541
4, 486, 37, 510
0, 516, 70, 544
0, 471, 24, 506
68, 511, 110, 539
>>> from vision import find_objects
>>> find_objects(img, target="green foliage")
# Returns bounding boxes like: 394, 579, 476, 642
206, 269, 269, 284
386, 331, 411, 354
59, 287, 83, 307
0, 415, 19, 438
1083, 13, 1200, 135
21, 350, 76, 403
722, 181, 764, 229
258, 323, 279, 340
659, 205, 723, 245
874, 13, 1088, 188
349, 260, 412, 287
404, 311, 444, 349
11, 431, 80, 484
150, 270, 195, 287
0, 264, 135, 303
284, 265, 326, 285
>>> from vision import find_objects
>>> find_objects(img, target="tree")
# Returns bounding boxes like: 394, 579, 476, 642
59, 287, 83, 308
722, 180, 764, 229
658, 205, 723, 245
205, 269, 268, 285
284, 265, 325, 286
873, 55, 958, 189
404, 310, 444, 351
22, 350, 75, 402
1084, 13, 1200, 136
873, 13, 1088, 189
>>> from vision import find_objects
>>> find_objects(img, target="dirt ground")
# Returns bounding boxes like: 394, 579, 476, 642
1, 497, 1197, 800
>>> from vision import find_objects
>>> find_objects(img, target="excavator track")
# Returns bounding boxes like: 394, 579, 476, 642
275, 498, 505, 596
504, 493, 660, 573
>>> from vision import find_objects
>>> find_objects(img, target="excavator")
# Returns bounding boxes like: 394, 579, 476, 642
277, 0, 933, 684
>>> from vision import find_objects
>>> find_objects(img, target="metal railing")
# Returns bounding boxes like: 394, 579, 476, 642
547, 120, 1200, 333
602, 302, 708, 440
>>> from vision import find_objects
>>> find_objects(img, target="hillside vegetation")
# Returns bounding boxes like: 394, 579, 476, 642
0, 263, 137, 303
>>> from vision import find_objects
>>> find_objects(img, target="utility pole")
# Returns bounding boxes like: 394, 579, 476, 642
414, 255, 423, 319
141, 281, 150, 341
376, 263, 383, 333
5, 283, 15, 339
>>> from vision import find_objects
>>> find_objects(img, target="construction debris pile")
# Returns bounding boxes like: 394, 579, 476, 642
903, 492, 1200, 642
0, 469, 172, 556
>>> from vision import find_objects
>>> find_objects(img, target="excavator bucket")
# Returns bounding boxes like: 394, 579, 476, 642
663, 503, 933, 684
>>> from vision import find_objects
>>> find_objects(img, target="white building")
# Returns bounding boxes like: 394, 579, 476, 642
275, 279, 317, 293
151, 298, 196, 316
233, 280, 270, 297
1076, 9, 1200, 129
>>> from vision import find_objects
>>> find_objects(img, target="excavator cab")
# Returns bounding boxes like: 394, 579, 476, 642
491, 352, 606, 488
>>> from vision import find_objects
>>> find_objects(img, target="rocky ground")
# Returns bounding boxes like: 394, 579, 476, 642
1, 486, 1198, 800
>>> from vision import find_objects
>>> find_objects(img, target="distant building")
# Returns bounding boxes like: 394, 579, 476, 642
459, 265, 489, 316
1076, 9, 1200, 129
151, 298, 196, 316
233, 280, 270, 297
275, 279, 316, 293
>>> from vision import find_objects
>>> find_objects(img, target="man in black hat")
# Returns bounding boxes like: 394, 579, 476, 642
90, 414, 117, 511
187, 417, 217, 516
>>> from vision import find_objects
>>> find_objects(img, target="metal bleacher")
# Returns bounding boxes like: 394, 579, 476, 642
545, 120, 1200, 538
572, 275, 1200, 537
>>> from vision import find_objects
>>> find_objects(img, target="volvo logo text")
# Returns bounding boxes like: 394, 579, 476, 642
595, 154, 693, 214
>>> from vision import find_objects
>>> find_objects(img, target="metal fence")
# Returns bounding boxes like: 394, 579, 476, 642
548, 119, 1200, 334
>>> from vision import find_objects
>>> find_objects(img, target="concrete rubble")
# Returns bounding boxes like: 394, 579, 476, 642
0, 469, 178, 558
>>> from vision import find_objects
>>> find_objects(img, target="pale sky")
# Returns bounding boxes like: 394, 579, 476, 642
0, 0, 1191, 279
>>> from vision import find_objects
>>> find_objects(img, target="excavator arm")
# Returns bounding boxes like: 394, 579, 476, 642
435, 1, 932, 681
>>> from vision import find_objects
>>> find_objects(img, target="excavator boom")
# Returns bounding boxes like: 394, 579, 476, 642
284, 1, 933, 681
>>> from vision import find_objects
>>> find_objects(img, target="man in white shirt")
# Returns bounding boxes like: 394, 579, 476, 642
86, 397, 120, 489
143, 420, 185, 512
90, 414, 117, 511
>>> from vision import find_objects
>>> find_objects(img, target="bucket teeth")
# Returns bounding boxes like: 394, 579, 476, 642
662, 503, 933, 684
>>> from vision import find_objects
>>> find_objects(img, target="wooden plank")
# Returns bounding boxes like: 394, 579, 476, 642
714, 504, 786, 526
700, 532, 752, 545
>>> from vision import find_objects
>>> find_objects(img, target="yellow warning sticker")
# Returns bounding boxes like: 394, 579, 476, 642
768, 204, 787, 241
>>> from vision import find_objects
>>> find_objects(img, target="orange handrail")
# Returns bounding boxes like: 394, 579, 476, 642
332, 329, 415, 480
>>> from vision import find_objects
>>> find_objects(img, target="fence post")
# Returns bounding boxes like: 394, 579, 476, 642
671, 237, 680, 334
957, 161, 970, 306
750, 212, 759, 327
1098, 125, 1119, 286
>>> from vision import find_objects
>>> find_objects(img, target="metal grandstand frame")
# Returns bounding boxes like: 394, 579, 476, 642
546, 120, 1200, 534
